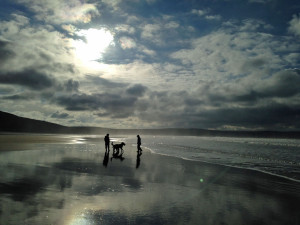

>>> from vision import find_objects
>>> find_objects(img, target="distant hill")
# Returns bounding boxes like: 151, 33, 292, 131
0, 111, 299, 138
0, 111, 109, 134
0, 111, 68, 133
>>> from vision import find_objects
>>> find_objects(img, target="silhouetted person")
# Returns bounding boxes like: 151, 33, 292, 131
136, 150, 142, 169
104, 134, 110, 152
137, 135, 142, 152
103, 150, 110, 167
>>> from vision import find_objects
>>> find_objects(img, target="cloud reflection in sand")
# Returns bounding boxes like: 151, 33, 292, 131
0, 134, 299, 225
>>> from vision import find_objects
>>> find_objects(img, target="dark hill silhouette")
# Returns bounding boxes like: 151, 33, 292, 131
0, 111, 299, 138
0, 111, 109, 134
0, 111, 68, 133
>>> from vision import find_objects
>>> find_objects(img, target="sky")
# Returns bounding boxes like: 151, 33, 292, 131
0, 0, 299, 130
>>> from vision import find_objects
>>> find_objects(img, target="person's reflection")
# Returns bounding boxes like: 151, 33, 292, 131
136, 150, 142, 169
103, 150, 110, 167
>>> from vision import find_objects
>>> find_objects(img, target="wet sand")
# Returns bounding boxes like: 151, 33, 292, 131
0, 134, 299, 225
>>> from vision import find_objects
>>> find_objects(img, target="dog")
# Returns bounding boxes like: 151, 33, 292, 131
111, 142, 126, 155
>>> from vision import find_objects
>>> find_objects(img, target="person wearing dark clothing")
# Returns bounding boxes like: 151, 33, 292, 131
137, 135, 142, 152
104, 134, 110, 152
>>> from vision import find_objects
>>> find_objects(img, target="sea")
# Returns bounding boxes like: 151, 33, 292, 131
125, 135, 300, 182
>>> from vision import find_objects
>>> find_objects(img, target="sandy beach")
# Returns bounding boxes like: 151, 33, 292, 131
0, 134, 299, 225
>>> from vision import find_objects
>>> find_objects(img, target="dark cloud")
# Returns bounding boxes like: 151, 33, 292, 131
261, 70, 300, 98
56, 92, 138, 118
200, 69, 300, 106
184, 97, 203, 106
0, 86, 15, 95
51, 111, 69, 119
64, 79, 79, 92
39, 63, 76, 75
86, 75, 128, 88
0, 40, 15, 64
130, 86, 300, 129
2, 94, 32, 100
235, 70, 300, 102
126, 84, 147, 96
0, 69, 56, 90
196, 103, 300, 130
56, 93, 100, 111
140, 101, 300, 130
241, 58, 268, 71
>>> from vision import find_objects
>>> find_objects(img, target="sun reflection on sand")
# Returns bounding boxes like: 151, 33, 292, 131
66, 206, 96, 225
1, 134, 299, 225
69, 217, 90, 225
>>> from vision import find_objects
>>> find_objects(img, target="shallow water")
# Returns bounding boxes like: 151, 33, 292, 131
136, 136, 300, 181
0, 134, 299, 225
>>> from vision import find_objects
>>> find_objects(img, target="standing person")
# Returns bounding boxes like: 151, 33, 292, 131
104, 134, 110, 152
137, 135, 142, 152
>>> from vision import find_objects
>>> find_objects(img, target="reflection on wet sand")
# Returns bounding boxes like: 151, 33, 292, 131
136, 150, 142, 169
0, 134, 299, 225
103, 150, 110, 167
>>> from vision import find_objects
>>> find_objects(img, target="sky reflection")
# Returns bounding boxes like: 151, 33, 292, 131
0, 134, 299, 225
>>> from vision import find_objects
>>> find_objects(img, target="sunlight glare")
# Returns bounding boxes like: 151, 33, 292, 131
73, 28, 114, 62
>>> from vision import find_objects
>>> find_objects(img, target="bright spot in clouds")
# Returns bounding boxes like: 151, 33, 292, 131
73, 28, 114, 62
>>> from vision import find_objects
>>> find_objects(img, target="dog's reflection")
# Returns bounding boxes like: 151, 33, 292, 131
136, 150, 142, 169
111, 151, 125, 162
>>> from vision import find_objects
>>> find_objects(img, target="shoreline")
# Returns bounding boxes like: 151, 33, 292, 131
1, 131, 300, 139
1, 132, 299, 182
147, 147, 300, 184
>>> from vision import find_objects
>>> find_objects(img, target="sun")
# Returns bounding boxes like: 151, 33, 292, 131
73, 28, 114, 62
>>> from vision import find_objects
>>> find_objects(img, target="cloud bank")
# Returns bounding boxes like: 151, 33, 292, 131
0, 0, 299, 130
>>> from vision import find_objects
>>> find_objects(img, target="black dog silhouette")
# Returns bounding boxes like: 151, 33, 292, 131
111, 142, 126, 155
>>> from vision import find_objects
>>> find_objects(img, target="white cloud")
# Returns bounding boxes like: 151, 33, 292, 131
15, 0, 99, 24
141, 23, 161, 41
165, 21, 180, 29
61, 24, 76, 35
138, 45, 156, 56
283, 53, 300, 65
288, 14, 300, 36
191, 8, 221, 21
191, 9, 209, 16
240, 19, 273, 31
0, 14, 29, 39
119, 36, 137, 49
205, 15, 222, 21
139, 18, 185, 46
115, 24, 136, 34
170, 20, 300, 86
0, 13, 79, 84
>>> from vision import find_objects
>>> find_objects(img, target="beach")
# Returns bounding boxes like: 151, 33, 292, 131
0, 134, 299, 225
